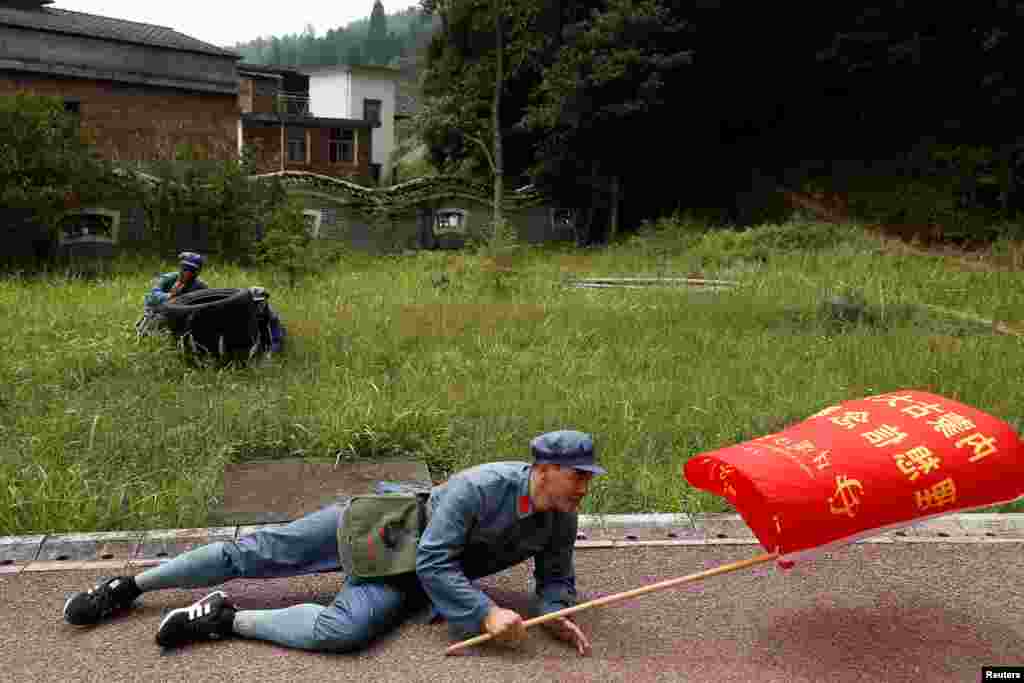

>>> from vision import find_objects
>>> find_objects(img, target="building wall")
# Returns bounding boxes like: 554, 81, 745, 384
0, 25, 237, 93
242, 124, 370, 180
307, 70, 351, 119
349, 70, 396, 185
290, 191, 575, 253
243, 125, 284, 172
238, 76, 253, 113
1, 73, 240, 161
239, 74, 282, 115
292, 198, 419, 253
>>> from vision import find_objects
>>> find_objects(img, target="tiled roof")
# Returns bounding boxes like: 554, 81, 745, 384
0, 4, 239, 57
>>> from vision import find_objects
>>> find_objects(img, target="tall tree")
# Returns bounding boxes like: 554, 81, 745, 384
526, 0, 693, 243
367, 0, 389, 64
419, 0, 550, 243
269, 36, 283, 65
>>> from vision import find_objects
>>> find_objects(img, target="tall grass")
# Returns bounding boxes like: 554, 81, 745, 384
2, 220, 1022, 534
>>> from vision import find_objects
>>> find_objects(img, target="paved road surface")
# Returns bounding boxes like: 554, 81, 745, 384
2, 542, 1021, 682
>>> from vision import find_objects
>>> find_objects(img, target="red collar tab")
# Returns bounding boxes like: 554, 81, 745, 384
518, 495, 531, 515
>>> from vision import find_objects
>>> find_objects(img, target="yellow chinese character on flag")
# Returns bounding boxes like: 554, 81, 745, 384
867, 394, 916, 407
830, 411, 870, 430
954, 432, 998, 463
914, 477, 957, 511
862, 424, 909, 448
809, 406, 841, 418
718, 463, 738, 499
893, 446, 941, 481
927, 412, 976, 438
813, 451, 832, 470
789, 440, 817, 453
901, 402, 944, 419
829, 475, 865, 518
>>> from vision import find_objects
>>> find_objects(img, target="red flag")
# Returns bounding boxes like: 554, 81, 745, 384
684, 391, 1024, 563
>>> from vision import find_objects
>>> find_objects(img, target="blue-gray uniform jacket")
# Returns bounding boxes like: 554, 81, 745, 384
144, 271, 208, 308
416, 461, 579, 638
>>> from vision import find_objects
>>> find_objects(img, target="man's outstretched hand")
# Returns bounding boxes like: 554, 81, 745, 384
542, 616, 592, 656
482, 607, 527, 647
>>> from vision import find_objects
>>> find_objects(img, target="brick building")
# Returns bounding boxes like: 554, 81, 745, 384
0, 0, 241, 162
239, 63, 374, 181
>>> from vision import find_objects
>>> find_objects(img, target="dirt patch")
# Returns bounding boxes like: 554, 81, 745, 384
285, 318, 323, 337
927, 335, 963, 355
559, 254, 596, 274
335, 304, 356, 322
445, 255, 471, 275
396, 303, 547, 338
447, 383, 467, 402
479, 253, 518, 273
780, 188, 1019, 273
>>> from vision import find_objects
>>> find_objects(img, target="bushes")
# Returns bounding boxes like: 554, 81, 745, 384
256, 196, 331, 287
1, 94, 136, 249
139, 145, 271, 260
630, 212, 877, 267
0, 93, 285, 266
803, 142, 1023, 245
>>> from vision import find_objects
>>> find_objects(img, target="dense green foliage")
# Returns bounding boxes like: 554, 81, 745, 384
415, 1, 1024, 242
231, 3, 436, 66
0, 94, 135, 234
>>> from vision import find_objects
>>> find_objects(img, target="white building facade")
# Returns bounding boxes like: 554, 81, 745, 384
303, 64, 399, 185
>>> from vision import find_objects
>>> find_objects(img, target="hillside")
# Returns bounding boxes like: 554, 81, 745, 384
230, 4, 436, 74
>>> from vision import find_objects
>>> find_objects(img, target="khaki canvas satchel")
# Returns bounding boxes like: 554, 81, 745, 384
338, 494, 427, 582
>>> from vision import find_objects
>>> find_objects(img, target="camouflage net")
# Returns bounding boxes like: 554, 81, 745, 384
248, 171, 549, 217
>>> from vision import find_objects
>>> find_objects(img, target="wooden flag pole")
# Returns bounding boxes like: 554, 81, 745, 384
445, 551, 779, 655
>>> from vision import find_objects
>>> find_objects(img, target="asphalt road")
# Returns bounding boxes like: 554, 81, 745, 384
3, 543, 1021, 683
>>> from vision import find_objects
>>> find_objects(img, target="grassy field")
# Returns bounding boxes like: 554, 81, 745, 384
2, 218, 1023, 535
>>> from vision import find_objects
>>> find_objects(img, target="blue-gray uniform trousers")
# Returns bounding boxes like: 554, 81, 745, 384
134, 503, 425, 652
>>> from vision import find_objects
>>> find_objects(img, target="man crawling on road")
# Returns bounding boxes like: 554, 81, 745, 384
62, 430, 602, 656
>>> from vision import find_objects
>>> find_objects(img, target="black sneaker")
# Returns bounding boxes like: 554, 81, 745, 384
63, 576, 141, 626
156, 591, 236, 649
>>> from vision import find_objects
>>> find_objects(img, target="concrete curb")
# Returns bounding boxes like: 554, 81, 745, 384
2, 513, 1023, 574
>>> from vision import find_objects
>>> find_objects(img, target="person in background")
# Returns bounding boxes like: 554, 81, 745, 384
144, 251, 208, 307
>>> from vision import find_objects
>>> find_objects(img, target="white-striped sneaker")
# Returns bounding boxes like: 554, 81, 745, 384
155, 591, 236, 648
63, 576, 140, 626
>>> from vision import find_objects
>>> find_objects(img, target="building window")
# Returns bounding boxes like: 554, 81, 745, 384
329, 128, 355, 163
286, 127, 307, 163
302, 209, 322, 238
551, 208, 575, 231
57, 208, 120, 245
63, 99, 81, 115
435, 208, 468, 234
363, 99, 382, 125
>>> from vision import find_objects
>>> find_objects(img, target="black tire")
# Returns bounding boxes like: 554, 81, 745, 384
160, 288, 253, 318
160, 288, 260, 360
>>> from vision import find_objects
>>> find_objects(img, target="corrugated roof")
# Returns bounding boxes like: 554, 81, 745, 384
0, 5, 239, 58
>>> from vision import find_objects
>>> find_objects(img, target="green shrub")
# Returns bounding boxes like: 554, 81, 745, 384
256, 196, 325, 287
691, 220, 876, 267
139, 145, 269, 260
0, 93, 134, 241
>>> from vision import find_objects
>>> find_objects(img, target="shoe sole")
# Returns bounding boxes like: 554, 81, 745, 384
62, 596, 83, 626
62, 580, 137, 626
63, 594, 124, 627
156, 590, 229, 645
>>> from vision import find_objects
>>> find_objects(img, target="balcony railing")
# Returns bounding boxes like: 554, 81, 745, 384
273, 92, 311, 117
